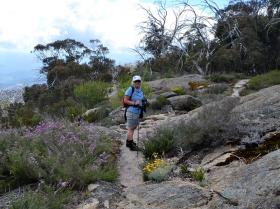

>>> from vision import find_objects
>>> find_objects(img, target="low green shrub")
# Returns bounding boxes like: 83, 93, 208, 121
142, 155, 172, 182
180, 165, 205, 182
143, 97, 240, 158
208, 73, 245, 83
190, 168, 205, 182
180, 165, 190, 176
65, 103, 84, 122
143, 128, 175, 159
11, 186, 72, 209
74, 81, 110, 109
247, 70, 280, 90
0, 121, 119, 193
171, 86, 185, 95
147, 164, 172, 182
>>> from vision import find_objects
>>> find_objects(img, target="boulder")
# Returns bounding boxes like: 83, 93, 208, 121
160, 91, 178, 98
106, 107, 125, 125
147, 74, 205, 93
167, 95, 202, 111
77, 181, 124, 209
83, 107, 111, 123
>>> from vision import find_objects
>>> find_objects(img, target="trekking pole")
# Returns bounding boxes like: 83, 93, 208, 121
137, 121, 140, 158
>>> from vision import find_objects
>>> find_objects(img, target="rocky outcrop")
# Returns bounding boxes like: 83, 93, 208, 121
160, 91, 178, 98
104, 107, 125, 126
117, 180, 211, 209
76, 181, 124, 209
147, 74, 205, 93
82, 107, 111, 123
207, 150, 280, 209
232, 84, 280, 146
167, 95, 202, 111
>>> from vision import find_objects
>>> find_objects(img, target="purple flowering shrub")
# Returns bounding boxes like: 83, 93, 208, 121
0, 120, 119, 193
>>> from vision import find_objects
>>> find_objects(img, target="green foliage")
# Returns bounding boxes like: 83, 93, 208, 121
1, 103, 42, 128
0, 122, 119, 192
147, 164, 172, 182
180, 165, 190, 176
141, 82, 152, 98
65, 102, 84, 122
150, 96, 169, 110
144, 97, 240, 157
74, 81, 110, 109
11, 186, 72, 209
171, 86, 185, 95
143, 128, 175, 159
190, 168, 205, 182
247, 70, 280, 90
15, 106, 42, 127
180, 165, 205, 182
208, 73, 245, 83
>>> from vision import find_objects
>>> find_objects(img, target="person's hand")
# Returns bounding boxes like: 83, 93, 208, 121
134, 100, 141, 106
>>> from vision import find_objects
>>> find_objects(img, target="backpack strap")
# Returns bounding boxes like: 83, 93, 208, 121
124, 86, 135, 122
129, 86, 135, 100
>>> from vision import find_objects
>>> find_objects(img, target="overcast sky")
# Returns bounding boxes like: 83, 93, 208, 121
0, 0, 228, 89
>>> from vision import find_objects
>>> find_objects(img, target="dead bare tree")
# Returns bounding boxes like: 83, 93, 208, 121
136, 0, 244, 75
177, 0, 245, 75
135, 0, 189, 74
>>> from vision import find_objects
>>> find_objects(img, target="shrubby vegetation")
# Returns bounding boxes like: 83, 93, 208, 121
74, 81, 110, 109
171, 86, 185, 95
0, 121, 119, 194
180, 165, 205, 182
0, 39, 117, 127
143, 97, 240, 157
11, 186, 73, 209
247, 70, 280, 90
240, 70, 280, 95
208, 73, 246, 83
143, 153, 173, 182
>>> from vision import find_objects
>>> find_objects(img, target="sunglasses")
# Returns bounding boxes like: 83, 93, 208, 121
134, 80, 141, 83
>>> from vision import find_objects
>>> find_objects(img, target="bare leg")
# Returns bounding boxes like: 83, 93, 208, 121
127, 126, 136, 141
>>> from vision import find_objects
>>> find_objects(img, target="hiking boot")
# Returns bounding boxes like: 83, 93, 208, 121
126, 140, 141, 151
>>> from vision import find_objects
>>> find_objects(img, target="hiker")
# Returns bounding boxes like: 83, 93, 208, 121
123, 75, 144, 151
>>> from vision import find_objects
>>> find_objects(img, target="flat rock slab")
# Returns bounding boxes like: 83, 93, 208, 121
232, 84, 280, 145
208, 150, 280, 209
117, 180, 211, 209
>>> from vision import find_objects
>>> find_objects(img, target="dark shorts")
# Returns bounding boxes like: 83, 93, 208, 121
126, 111, 139, 129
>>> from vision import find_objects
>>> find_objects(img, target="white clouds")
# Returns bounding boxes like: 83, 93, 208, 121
0, 0, 152, 53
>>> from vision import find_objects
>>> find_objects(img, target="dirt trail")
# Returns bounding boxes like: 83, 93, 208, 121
115, 114, 169, 189
231, 79, 249, 97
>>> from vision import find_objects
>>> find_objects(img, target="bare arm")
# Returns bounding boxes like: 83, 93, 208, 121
124, 96, 136, 106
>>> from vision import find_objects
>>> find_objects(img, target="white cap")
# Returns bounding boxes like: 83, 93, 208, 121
132, 75, 142, 82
